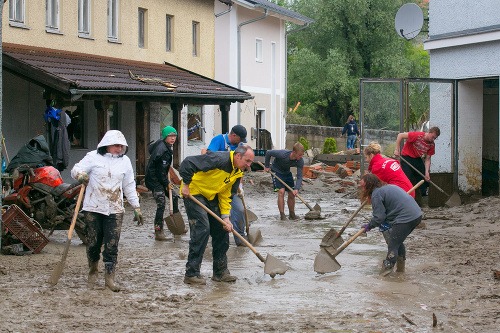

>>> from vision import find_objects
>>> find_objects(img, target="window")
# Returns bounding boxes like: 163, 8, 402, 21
108, 0, 119, 41
192, 21, 199, 57
256, 38, 263, 63
138, 8, 147, 48
9, 0, 25, 25
166, 15, 173, 52
188, 105, 203, 141
46, 0, 60, 31
107, 102, 119, 131
78, 0, 91, 37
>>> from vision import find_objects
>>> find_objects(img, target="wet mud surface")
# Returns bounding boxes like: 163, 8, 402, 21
1, 172, 499, 332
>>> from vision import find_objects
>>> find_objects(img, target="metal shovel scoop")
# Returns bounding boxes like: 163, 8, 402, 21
165, 174, 187, 235
240, 192, 262, 245
188, 195, 288, 278
256, 161, 321, 219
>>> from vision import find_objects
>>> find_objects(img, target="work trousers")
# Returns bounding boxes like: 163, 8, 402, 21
401, 155, 429, 197
230, 194, 246, 245
382, 217, 421, 267
153, 188, 179, 230
183, 195, 230, 278
85, 211, 124, 265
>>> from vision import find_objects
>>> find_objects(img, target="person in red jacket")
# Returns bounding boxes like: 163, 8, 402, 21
364, 142, 415, 198
394, 127, 440, 201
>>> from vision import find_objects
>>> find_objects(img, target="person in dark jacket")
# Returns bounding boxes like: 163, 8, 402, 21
359, 174, 422, 276
341, 115, 360, 150
145, 126, 178, 241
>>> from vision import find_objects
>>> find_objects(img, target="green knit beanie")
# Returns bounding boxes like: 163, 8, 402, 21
161, 126, 177, 139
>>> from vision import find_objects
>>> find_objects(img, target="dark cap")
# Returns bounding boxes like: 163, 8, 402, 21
231, 125, 247, 143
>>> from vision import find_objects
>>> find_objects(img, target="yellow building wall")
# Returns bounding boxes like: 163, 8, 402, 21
2, 0, 215, 78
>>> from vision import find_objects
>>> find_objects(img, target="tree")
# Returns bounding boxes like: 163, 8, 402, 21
286, 0, 429, 126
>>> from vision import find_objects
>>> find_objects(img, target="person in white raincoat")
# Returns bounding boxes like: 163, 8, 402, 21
71, 130, 143, 292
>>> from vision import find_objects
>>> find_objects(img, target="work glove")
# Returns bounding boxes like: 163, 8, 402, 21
134, 208, 144, 226
362, 223, 372, 233
77, 172, 89, 185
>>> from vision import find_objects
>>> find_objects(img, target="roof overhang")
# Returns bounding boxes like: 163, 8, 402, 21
234, 0, 314, 26
2, 43, 253, 105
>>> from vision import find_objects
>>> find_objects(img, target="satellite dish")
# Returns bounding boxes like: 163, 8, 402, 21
395, 3, 424, 40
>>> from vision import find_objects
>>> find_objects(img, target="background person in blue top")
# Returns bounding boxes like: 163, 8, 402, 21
342, 115, 360, 150
264, 142, 305, 220
206, 124, 248, 246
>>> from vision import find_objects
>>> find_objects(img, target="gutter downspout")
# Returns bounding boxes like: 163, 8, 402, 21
237, 9, 268, 124
215, 3, 232, 18
283, 22, 310, 146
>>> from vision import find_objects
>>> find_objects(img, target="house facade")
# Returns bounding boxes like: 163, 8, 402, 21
213, 0, 313, 151
424, 0, 500, 196
2, 0, 251, 181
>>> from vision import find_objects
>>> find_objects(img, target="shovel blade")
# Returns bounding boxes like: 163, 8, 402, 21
246, 209, 258, 222
320, 228, 344, 249
314, 248, 341, 274
264, 254, 288, 277
313, 203, 321, 212
165, 213, 187, 235
305, 210, 322, 220
445, 192, 461, 208
248, 228, 262, 245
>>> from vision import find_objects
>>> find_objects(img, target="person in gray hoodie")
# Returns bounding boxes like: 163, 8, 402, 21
359, 173, 422, 276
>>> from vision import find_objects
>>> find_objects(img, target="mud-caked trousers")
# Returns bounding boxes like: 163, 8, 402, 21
84, 211, 123, 265
153, 188, 179, 231
183, 195, 230, 278
382, 217, 421, 268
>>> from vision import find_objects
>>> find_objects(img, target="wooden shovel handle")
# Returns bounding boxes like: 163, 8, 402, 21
336, 199, 368, 237
256, 161, 313, 211
398, 155, 451, 197
187, 194, 266, 263
333, 179, 424, 257
67, 184, 85, 241
239, 189, 250, 235
167, 172, 174, 216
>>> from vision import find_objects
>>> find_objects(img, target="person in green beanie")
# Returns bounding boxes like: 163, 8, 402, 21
145, 126, 178, 240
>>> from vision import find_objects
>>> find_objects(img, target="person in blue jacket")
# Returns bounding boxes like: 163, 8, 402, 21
342, 115, 360, 150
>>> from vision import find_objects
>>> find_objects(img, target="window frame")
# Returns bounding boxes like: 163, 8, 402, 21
192, 21, 200, 57
107, 0, 119, 42
46, 0, 60, 32
9, 0, 26, 26
255, 38, 263, 63
166, 14, 173, 52
78, 0, 91, 38
138, 8, 146, 48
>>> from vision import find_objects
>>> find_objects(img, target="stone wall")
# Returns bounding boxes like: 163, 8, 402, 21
286, 124, 399, 154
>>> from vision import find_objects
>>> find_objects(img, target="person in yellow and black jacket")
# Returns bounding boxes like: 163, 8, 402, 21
180, 145, 255, 285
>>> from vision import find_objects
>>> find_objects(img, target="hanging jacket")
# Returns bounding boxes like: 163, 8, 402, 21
71, 130, 139, 215
6, 135, 53, 173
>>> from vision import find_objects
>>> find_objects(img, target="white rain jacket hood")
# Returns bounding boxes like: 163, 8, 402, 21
71, 130, 139, 215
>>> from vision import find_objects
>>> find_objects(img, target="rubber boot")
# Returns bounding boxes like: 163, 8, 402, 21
288, 211, 298, 220
396, 256, 406, 273
155, 229, 167, 241
104, 262, 120, 292
88, 260, 99, 286
280, 212, 287, 221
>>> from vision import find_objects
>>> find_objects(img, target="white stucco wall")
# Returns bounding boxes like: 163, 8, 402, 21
429, 0, 500, 36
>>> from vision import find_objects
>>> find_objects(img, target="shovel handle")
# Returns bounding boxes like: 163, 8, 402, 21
336, 199, 368, 237
187, 194, 266, 263
256, 161, 314, 211
68, 184, 86, 241
398, 155, 451, 197
239, 190, 250, 235
167, 172, 174, 216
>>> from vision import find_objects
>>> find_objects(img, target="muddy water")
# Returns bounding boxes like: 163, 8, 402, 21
1, 176, 498, 332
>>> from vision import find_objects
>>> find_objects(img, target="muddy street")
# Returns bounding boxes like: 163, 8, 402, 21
0, 171, 499, 332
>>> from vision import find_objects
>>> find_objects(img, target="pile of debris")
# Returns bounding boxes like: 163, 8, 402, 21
303, 161, 361, 180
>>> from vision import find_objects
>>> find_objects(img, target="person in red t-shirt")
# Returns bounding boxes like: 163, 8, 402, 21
364, 142, 415, 198
393, 127, 440, 199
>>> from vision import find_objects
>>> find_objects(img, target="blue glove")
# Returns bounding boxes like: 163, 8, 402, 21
362, 223, 372, 232
379, 222, 391, 232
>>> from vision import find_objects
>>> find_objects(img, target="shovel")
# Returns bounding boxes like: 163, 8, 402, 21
314, 180, 424, 274
48, 184, 85, 286
165, 173, 187, 235
188, 194, 288, 278
239, 191, 262, 245
399, 155, 461, 207
320, 199, 369, 250
256, 161, 321, 219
